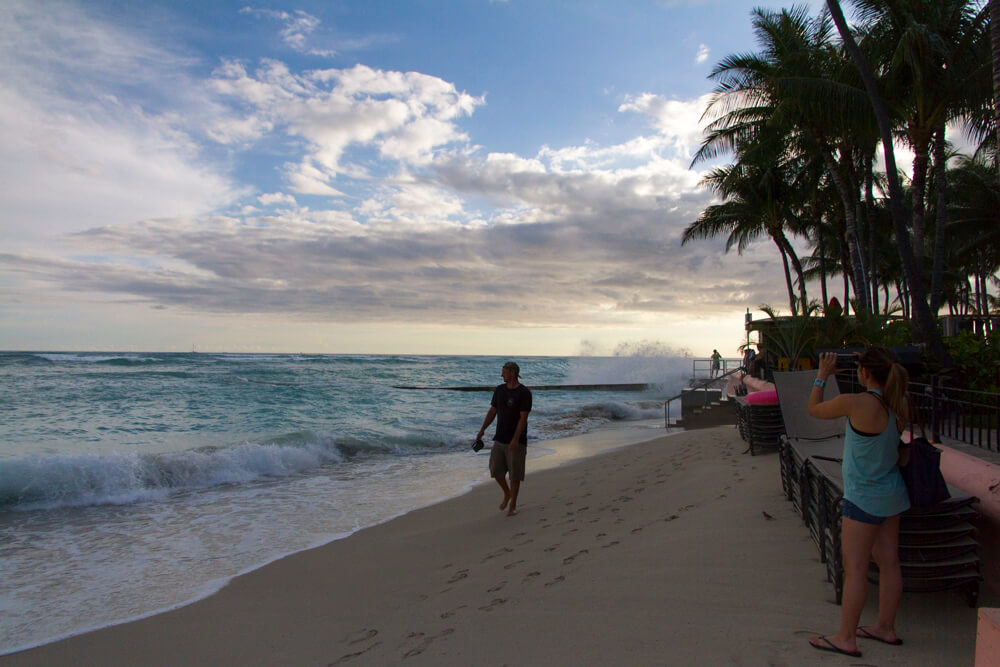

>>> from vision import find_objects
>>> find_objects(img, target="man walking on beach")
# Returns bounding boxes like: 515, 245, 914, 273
476, 361, 532, 516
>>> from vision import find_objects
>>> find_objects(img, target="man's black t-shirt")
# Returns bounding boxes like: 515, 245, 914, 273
491, 383, 532, 446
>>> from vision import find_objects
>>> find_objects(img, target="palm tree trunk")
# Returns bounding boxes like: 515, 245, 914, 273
826, 0, 949, 367
775, 230, 809, 313
820, 149, 869, 311
991, 0, 1000, 183
843, 272, 850, 316
777, 241, 796, 312
929, 123, 949, 314
910, 135, 931, 261
818, 224, 829, 309
865, 160, 879, 313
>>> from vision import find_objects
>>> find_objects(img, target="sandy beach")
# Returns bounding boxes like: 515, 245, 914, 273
3, 425, 990, 666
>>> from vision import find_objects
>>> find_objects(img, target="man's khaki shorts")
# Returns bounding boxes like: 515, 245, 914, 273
489, 441, 526, 481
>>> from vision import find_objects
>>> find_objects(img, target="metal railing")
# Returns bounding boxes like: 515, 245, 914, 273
691, 357, 742, 380
911, 381, 1000, 454
664, 365, 743, 427
840, 373, 1000, 454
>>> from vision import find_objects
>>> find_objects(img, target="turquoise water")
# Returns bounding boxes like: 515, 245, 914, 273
0, 351, 690, 652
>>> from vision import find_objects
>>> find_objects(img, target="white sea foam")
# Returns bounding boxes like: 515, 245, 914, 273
0, 437, 347, 510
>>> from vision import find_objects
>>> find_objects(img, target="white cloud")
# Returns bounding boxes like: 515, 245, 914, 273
210, 62, 484, 196
0, 0, 243, 246
619, 93, 712, 156
258, 192, 297, 207
0, 85, 238, 245
696, 43, 710, 64
240, 7, 336, 57
0, 1, 793, 337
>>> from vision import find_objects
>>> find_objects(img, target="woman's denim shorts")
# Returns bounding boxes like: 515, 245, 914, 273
842, 499, 887, 525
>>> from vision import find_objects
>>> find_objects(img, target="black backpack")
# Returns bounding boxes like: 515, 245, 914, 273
899, 436, 950, 508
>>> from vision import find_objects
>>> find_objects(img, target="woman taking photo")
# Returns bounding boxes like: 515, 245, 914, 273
807, 347, 910, 658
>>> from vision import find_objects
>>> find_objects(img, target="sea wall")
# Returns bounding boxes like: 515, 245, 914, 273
937, 441, 1000, 597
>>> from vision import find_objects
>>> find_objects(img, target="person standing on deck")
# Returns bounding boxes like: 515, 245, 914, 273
476, 361, 532, 516
710, 349, 722, 378
807, 348, 910, 658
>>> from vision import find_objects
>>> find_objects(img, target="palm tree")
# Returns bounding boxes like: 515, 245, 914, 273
852, 0, 990, 313
825, 0, 950, 365
946, 154, 1000, 314
694, 5, 876, 309
991, 0, 1000, 175
683, 147, 810, 312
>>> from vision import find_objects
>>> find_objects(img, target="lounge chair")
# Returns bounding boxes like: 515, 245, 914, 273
733, 393, 785, 455
772, 370, 982, 606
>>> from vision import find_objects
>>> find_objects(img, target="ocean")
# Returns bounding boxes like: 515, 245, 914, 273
0, 351, 692, 653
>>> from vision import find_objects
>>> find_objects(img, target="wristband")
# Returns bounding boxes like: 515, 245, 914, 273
813, 378, 826, 388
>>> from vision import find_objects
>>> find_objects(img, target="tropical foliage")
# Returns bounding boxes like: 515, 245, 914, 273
684, 0, 997, 370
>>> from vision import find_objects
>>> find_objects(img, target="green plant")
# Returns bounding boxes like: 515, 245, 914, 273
944, 331, 1000, 391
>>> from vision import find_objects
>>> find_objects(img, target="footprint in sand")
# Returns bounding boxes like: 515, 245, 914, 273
545, 576, 565, 587
544, 543, 560, 552
503, 559, 525, 570
563, 527, 579, 536
601, 540, 620, 549
663, 514, 679, 522
330, 629, 381, 665
522, 571, 541, 582
478, 598, 507, 611
400, 629, 455, 659
562, 549, 589, 565
329, 642, 383, 665
482, 547, 513, 562
630, 526, 643, 534
447, 570, 468, 583
439, 605, 466, 619
487, 581, 506, 593
345, 628, 379, 645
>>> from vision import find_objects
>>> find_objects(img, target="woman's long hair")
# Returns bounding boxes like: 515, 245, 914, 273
858, 347, 910, 429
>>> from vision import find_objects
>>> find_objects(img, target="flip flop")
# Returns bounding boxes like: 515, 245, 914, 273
857, 626, 903, 645
810, 636, 862, 658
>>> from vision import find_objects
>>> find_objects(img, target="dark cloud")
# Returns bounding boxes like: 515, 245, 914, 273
1, 189, 792, 326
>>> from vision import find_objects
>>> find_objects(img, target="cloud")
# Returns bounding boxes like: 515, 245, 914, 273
618, 93, 712, 156
240, 7, 336, 57
209, 61, 484, 195
1, 185, 776, 329
258, 192, 297, 207
0, 1, 241, 245
0, 1, 797, 335
695, 44, 710, 64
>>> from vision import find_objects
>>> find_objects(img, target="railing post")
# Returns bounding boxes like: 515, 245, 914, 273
931, 376, 940, 443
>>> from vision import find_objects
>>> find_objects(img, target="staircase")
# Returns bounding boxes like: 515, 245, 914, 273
664, 370, 740, 430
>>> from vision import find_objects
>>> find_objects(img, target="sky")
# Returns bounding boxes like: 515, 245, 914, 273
0, 0, 826, 357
